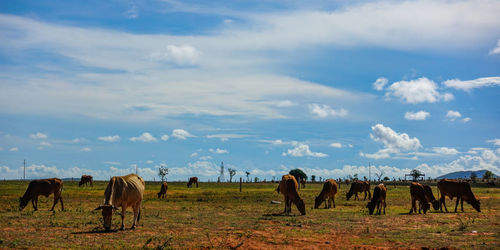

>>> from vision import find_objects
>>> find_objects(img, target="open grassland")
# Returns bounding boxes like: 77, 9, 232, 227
0, 180, 499, 249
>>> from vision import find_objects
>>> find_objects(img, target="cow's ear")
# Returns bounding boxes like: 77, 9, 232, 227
94, 205, 103, 211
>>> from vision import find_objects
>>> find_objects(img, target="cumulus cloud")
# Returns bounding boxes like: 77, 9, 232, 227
487, 139, 500, 146
443, 77, 500, 91
385, 77, 453, 104
361, 124, 421, 159
171, 129, 195, 140
432, 147, 459, 155
161, 134, 169, 141
330, 142, 343, 148
462, 117, 471, 123
446, 110, 461, 121
284, 143, 327, 158
71, 137, 87, 143
9, 147, 19, 152
404, 110, 430, 120
206, 134, 249, 142
190, 152, 198, 157
373, 77, 388, 91
150, 45, 201, 66
80, 147, 91, 152
209, 148, 228, 154
30, 132, 48, 139
40, 142, 52, 147
308, 103, 348, 118
98, 135, 120, 142
489, 39, 500, 55
130, 132, 157, 142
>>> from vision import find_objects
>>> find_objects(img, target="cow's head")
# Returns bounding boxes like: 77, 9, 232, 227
430, 200, 440, 211
421, 202, 431, 214
314, 196, 323, 209
469, 199, 481, 212
78, 181, 83, 186
95, 205, 118, 230
366, 201, 375, 215
346, 192, 353, 201
296, 198, 306, 215
19, 197, 29, 211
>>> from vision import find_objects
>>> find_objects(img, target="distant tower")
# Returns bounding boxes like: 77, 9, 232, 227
218, 161, 225, 183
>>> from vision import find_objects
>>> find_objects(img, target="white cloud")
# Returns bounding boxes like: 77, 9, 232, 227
161, 134, 170, 141
9, 147, 19, 152
404, 110, 430, 120
30, 132, 48, 139
284, 143, 327, 158
432, 147, 459, 155
124, 4, 138, 19
199, 156, 213, 160
487, 139, 500, 146
373, 77, 388, 91
80, 147, 91, 152
308, 103, 348, 118
443, 77, 500, 91
361, 124, 421, 159
130, 132, 157, 142
462, 117, 471, 123
209, 148, 228, 154
330, 142, 343, 148
446, 110, 461, 121
190, 152, 198, 157
146, 160, 154, 164
98, 135, 120, 142
150, 45, 201, 66
206, 134, 249, 142
171, 129, 195, 140
489, 39, 500, 55
272, 100, 296, 107
385, 77, 453, 104
72, 137, 87, 143
40, 141, 52, 147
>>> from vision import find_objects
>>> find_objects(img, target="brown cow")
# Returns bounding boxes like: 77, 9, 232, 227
94, 174, 145, 230
279, 174, 306, 215
366, 183, 386, 215
423, 184, 439, 211
157, 182, 168, 198
187, 177, 199, 188
300, 179, 306, 189
437, 179, 480, 213
314, 179, 338, 209
79, 175, 93, 187
409, 182, 430, 214
346, 180, 371, 200
19, 178, 64, 211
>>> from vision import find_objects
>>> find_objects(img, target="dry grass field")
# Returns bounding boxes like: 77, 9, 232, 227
0, 180, 499, 249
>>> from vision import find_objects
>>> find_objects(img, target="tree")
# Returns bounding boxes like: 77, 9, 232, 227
470, 172, 477, 183
289, 168, 307, 182
158, 165, 169, 182
311, 175, 316, 182
228, 168, 236, 182
383, 176, 390, 181
254, 176, 259, 183
410, 169, 423, 181
375, 169, 385, 182
353, 174, 359, 181
483, 170, 494, 180
245, 171, 250, 182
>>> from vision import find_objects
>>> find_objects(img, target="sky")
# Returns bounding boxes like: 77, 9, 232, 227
0, 0, 499, 181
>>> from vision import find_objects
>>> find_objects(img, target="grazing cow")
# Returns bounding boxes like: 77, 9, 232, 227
314, 179, 338, 209
346, 181, 371, 200
366, 183, 386, 215
19, 178, 64, 211
79, 175, 93, 187
157, 182, 168, 198
187, 177, 199, 188
422, 184, 439, 211
300, 179, 306, 189
437, 179, 480, 213
279, 174, 306, 215
94, 174, 145, 230
409, 182, 430, 214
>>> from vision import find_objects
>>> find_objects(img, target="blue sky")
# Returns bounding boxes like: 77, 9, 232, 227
1, 0, 500, 181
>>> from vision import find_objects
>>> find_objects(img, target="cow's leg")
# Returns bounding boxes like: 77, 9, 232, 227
454, 197, 460, 213
131, 204, 139, 229
34, 196, 39, 211
363, 191, 367, 200
376, 200, 381, 215
59, 195, 64, 211
120, 206, 126, 230
368, 190, 372, 200
460, 198, 464, 212
332, 197, 336, 208
283, 197, 289, 214
354, 192, 359, 201
410, 198, 416, 214
31, 198, 37, 211
50, 193, 59, 211
383, 200, 386, 214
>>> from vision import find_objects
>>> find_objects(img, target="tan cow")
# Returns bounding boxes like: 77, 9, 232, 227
409, 182, 430, 214
279, 174, 306, 215
95, 174, 145, 230
366, 183, 386, 215
157, 182, 168, 198
19, 178, 64, 211
346, 180, 371, 200
422, 184, 439, 211
314, 179, 338, 209
437, 179, 480, 213
187, 177, 198, 188
79, 175, 93, 187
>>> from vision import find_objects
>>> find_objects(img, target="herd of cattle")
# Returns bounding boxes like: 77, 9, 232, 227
18, 174, 482, 230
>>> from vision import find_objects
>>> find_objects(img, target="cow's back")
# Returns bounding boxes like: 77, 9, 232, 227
280, 174, 299, 198
26, 178, 62, 197
324, 179, 338, 196
105, 174, 145, 207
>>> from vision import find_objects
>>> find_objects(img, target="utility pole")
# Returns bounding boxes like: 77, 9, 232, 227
23, 159, 26, 180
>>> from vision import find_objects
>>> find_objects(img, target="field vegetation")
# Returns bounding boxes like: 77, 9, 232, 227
0, 180, 498, 249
